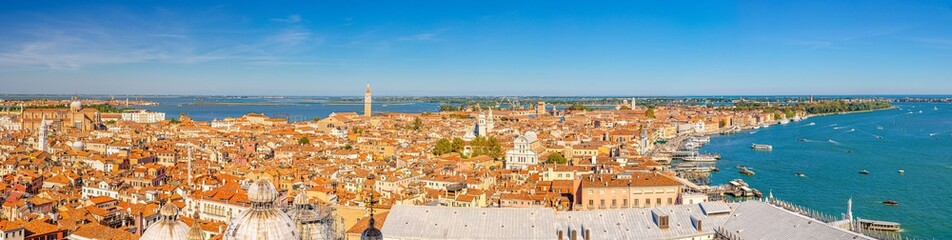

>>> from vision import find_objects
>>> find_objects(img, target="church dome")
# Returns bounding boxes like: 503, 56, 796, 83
293, 192, 310, 206
186, 213, 205, 240
223, 180, 299, 240
71, 141, 84, 150
287, 193, 332, 240
360, 217, 383, 240
141, 203, 190, 240
69, 101, 82, 111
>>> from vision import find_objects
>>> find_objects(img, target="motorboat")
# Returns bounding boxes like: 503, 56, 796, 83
882, 200, 899, 206
795, 172, 806, 177
751, 143, 773, 151
860, 170, 870, 175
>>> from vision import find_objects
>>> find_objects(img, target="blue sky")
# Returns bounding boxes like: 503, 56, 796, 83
1, 1, 951, 96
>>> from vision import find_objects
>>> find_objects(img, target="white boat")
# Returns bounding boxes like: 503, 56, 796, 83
689, 136, 711, 144
934, 106, 939, 111
780, 119, 791, 125
807, 122, 816, 126
751, 143, 773, 151
681, 155, 719, 162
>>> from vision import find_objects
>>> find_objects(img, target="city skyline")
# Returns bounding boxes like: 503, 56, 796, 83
3, 1, 952, 96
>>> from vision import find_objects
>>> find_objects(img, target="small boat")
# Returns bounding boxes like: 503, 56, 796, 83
929, 132, 937, 136
882, 200, 899, 206
876, 126, 883, 130
796, 138, 807, 142
795, 172, 806, 177
739, 167, 755, 176
860, 170, 870, 175
898, 170, 905, 174
807, 122, 816, 126
751, 143, 773, 151
934, 106, 939, 111
918, 110, 923, 113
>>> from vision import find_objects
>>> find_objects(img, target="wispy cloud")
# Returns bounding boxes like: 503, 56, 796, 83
271, 14, 302, 24
0, 10, 327, 71
906, 37, 952, 50
777, 27, 907, 50
396, 29, 449, 41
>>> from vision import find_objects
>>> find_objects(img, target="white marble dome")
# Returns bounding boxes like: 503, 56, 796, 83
141, 203, 190, 240
69, 101, 82, 111
223, 179, 299, 240
71, 141, 84, 150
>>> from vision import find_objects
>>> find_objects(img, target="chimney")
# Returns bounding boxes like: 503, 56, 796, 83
136, 211, 144, 236
696, 219, 703, 232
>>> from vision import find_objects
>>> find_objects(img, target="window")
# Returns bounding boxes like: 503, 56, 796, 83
645, 198, 650, 206
656, 198, 662, 205
611, 199, 617, 208
623, 199, 628, 208
667, 198, 673, 205
588, 200, 593, 207
599, 200, 605, 208
634, 199, 639, 207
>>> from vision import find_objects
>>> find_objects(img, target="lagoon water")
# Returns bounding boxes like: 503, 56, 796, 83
136, 96, 442, 122
703, 103, 952, 238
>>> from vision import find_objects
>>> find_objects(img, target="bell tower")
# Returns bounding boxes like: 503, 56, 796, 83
364, 83, 372, 117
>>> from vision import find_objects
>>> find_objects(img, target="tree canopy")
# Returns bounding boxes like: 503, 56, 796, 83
546, 152, 567, 164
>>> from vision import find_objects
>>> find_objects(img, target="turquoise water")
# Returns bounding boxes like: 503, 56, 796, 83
704, 103, 952, 239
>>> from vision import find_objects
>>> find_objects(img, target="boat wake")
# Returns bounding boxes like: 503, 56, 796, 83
834, 126, 848, 130
828, 139, 842, 145
847, 128, 855, 133
873, 135, 884, 139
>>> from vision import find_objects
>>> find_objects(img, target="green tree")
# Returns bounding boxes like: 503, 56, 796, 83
439, 105, 460, 112
433, 138, 454, 155
646, 107, 656, 119
298, 136, 310, 145
567, 104, 591, 111
773, 113, 782, 120
169, 118, 181, 124
546, 152, 567, 164
412, 117, 423, 131
451, 138, 465, 152
312, 117, 322, 122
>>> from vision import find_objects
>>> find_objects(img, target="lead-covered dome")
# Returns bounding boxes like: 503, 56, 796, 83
141, 203, 190, 240
223, 180, 299, 240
